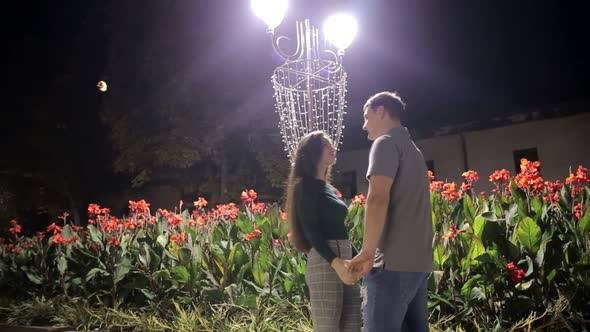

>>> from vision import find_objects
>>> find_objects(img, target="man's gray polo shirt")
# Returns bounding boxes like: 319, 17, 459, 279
366, 126, 434, 272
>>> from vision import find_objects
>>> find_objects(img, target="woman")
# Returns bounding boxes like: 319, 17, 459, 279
285, 131, 361, 332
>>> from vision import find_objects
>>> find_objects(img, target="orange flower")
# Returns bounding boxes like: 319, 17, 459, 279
352, 194, 366, 205
441, 183, 461, 202
51, 233, 65, 244
460, 182, 471, 192
245, 226, 262, 241
88, 203, 110, 216
251, 202, 266, 215
108, 237, 120, 246
124, 217, 136, 229
170, 232, 187, 245
441, 224, 465, 239
506, 262, 516, 270
216, 203, 240, 220
430, 180, 444, 192
194, 197, 208, 209
574, 203, 584, 220
9, 219, 21, 235
427, 170, 435, 182
566, 165, 590, 197
514, 159, 544, 193
46, 222, 63, 234
72, 226, 84, 232
462, 170, 480, 184
279, 211, 287, 221
489, 169, 510, 184
167, 214, 183, 228
58, 212, 70, 222
129, 200, 151, 215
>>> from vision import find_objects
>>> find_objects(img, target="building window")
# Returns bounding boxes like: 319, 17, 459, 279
513, 148, 539, 173
426, 160, 435, 175
333, 170, 357, 198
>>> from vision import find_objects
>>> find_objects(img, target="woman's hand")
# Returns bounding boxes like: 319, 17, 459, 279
331, 258, 358, 285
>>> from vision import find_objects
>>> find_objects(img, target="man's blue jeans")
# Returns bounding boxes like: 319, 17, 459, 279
363, 268, 430, 332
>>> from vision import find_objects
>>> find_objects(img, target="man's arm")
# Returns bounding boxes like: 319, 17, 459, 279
361, 175, 393, 255
348, 175, 392, 275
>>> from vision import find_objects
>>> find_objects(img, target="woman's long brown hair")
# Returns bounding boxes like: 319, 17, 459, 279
285, 131, 333, 253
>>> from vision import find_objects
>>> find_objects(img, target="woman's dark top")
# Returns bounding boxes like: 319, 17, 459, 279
294, 177, 351, 263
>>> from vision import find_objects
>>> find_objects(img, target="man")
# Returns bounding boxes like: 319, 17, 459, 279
348, 91, 433, 332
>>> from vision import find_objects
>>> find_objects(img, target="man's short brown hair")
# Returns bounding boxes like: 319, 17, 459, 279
363, 91, 406, 119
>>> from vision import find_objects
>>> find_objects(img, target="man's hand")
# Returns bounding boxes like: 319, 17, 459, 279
348, 250, 374, 276
331, 258, 358, 285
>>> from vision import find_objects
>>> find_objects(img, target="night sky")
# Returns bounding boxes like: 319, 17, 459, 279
2, 0, 589, 216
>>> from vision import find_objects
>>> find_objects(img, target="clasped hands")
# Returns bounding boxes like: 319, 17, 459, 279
331, 250, 374, 285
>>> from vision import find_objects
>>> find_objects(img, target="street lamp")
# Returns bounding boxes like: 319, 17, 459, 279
252, 0, 357, 163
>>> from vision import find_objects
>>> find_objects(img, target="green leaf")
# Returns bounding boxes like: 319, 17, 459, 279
505, 204, 518, 226
139, 289, 156, 300
546, 269, 557, 282
25, 271, 43, 285
87, 225, 103, 243
138, 243, 151, 269
461, 274, 484, 300
481, 211, 497, 222
114, 263, 132, 284
57, 256, 68, 275
468, 237, 486, 266
473, 216, 486, 240
172, 266, 191, 284
578, 211, 590, 235
156, 235, 168, 248
531, 196, 543, 220
517, 217, 542, 254
463, 195, 476, 223
252, 259, 267, 286
515, 279, 534, 290
433, 243, 447, 269
86, 268, 110, 282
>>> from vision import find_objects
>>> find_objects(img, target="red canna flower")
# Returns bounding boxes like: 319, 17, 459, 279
441, 224, 466, 239
565, 165, 590, 197
514, 159, 544, 194
124, 217, 136, 229
47, 222, 63, 234
489, 169, 511, 195
245, 226, 263, 241
441, 183, 461, 203
574, 203, 584, 220
216, 203, 239, 220
194, 197, 208, 209
460, 182, 471, 192
129, 200, 151, 215
72, 226, 84, 232
251, 202, 267, 215
352, 194, 366, 205
170, 232, 187, 245
58, 212, 70, 222
506, 262, 516, 271
430, 180, 444, 192
108, 237, 120, 246
510, 268, 526, 283
9, 219, 21, 235
462, 170, 480, 184
427, 170, 435, 182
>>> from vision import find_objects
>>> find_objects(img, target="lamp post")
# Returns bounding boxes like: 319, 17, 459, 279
252, 0, 357, 163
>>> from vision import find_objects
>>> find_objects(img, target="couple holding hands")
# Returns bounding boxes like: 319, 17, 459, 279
285, 92, 433, 332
